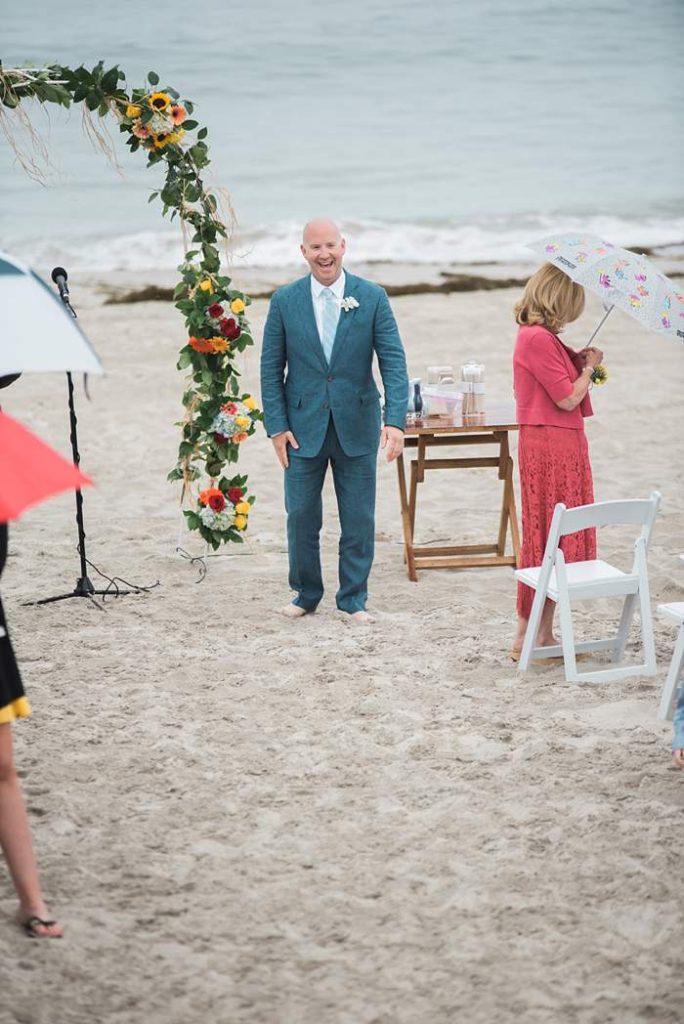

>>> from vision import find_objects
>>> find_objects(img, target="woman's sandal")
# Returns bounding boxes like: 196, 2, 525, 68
20, 915, 63, 938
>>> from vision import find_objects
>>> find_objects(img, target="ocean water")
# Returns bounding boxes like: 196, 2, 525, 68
1, 0, 682, 271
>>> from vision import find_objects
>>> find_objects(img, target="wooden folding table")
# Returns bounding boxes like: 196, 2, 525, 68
396, 400, 520, 581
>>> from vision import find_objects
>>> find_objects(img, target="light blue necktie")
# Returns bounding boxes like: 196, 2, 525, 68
320, 287, 339, 364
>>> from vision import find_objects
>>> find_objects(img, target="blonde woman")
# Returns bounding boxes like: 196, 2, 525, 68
511, 263, 603, 659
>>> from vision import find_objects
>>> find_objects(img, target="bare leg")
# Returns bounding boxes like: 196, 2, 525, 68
514, 599, 558, 653
0, 723, 62, 937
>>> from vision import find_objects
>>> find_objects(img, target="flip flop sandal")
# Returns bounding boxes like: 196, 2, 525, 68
21, 916, 62, 938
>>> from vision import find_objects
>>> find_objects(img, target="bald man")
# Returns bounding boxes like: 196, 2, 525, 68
260, 220, 408, 622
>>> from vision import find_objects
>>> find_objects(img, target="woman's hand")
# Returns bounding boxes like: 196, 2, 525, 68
556, 346, 603, 412
579, 346, 604, 369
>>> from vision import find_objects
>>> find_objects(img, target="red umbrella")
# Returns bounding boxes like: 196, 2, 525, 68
0, 411, 92, 522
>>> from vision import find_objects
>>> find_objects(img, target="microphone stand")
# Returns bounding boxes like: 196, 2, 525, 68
27, 270, 156, 608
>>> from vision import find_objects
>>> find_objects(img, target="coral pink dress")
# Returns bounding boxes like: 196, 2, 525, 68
513, 325, 596, 619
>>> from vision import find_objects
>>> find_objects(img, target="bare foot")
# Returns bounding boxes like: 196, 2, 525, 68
17, 908, 63, 939
349, 610, 375, 624
280, 603, 311, 619
673, 749, 684, 769
511, 635, 560, 659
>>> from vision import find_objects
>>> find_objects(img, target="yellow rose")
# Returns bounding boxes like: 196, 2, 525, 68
230, 298, 246, 315
198, 279, 213, 292
126, 104, 142, 118
234, 515, 248, 530
243, 395, 257, 411
235, 502, 251, 515
235, 415, 250, 428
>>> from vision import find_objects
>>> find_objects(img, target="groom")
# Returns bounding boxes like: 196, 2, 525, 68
260, 219, 408, 622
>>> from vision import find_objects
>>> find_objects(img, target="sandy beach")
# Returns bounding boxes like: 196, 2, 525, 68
1, 268, 683, 1024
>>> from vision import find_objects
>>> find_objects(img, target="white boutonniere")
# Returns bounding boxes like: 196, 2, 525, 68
340, 296, 360, 312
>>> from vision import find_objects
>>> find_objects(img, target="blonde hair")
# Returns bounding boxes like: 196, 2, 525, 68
514, 263, 585, 334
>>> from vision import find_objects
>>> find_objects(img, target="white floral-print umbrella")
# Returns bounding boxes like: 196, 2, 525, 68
527, 233, 684, 345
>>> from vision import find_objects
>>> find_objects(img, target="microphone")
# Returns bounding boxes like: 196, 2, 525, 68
51, 266, 70, 300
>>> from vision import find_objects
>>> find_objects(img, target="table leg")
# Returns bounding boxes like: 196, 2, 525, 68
396, 450, 417, 581
495, 431, 520, 565
408, 437, 426, 537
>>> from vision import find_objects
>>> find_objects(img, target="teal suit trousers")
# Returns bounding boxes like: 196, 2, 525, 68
286, 418, 377, 613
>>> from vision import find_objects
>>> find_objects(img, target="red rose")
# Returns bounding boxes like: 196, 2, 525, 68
214, 432, 229, 444
208, 493, 226, 512
218, 317, 241, 341
221, 402, 237, 415
207, 303, 224, 319
227, 486, 244, 504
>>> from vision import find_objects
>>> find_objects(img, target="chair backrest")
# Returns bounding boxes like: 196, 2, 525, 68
558, 492, 661, 541
542, 491, 661, 562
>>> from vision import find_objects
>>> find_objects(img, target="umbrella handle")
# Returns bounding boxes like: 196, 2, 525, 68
585, 304, 614, 347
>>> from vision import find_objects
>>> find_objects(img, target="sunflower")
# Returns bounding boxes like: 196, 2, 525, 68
148, 91, 171, 111
126, 104, 142, 118
153, 130, 185, 150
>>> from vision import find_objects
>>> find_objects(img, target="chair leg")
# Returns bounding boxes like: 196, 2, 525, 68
659, 625, 684, 721
638, 583, 657, 677
557, 589, 578, 681
612, 594, 636, 663
519, 585, 546, 671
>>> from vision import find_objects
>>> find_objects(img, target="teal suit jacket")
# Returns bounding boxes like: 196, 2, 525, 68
260, 272, 408, 457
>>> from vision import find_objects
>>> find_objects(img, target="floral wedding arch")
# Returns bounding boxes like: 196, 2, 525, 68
0, 62, 260, 549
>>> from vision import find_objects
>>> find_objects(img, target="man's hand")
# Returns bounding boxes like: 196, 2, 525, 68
381, 425, 404, 462
272, 431, 299, 469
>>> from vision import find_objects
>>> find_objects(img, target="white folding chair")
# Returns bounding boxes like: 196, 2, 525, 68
516, 491, 661, 683
657, 601, 684, 721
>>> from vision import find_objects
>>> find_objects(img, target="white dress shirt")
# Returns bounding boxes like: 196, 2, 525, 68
310, 271, 346, 341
